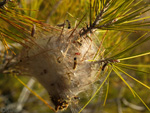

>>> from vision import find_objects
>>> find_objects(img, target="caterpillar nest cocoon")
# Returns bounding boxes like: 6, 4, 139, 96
16, 28, 102, 111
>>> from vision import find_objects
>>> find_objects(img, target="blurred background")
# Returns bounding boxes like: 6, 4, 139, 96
0, 0, 150, 113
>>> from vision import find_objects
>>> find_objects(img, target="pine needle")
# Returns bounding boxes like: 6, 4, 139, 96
112, 66, 150, 111
133, 90, 150, 111
103, 78, 109, 106
119, 52, 150, 61
78, 68, 112, 113
112, 65, 136, 97
114, 66, 150, 90
14, 75, 56, 112
117, 63, 150, 68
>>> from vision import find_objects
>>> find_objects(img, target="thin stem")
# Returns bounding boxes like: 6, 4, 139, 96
79, 8, 104, 36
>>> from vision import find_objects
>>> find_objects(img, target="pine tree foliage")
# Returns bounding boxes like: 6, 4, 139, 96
0, 0, 150, 113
